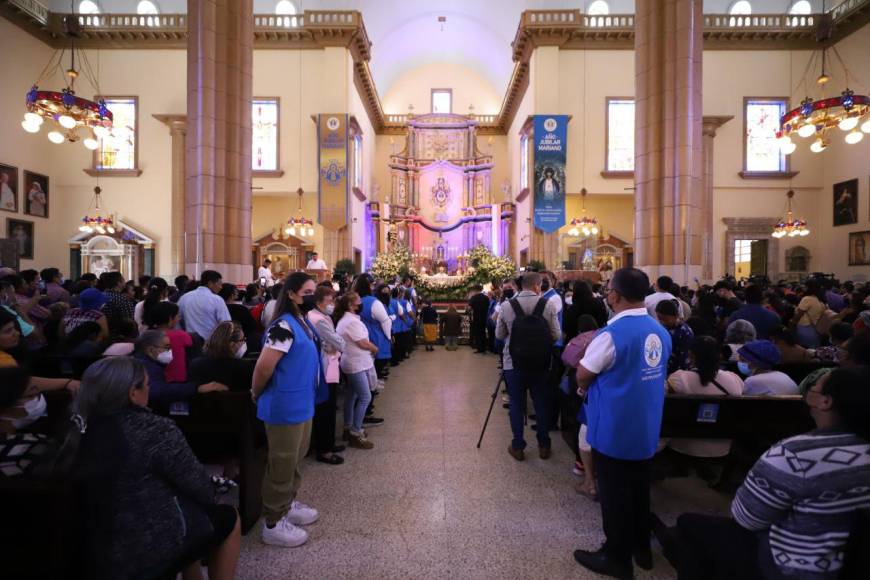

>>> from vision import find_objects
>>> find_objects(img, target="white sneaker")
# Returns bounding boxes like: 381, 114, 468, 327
376, 379, 386, 392
262, 519, 308, 547
285, 500, 319, 526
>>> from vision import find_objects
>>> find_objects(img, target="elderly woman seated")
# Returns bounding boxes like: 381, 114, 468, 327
59, 357, 241, 580
737, 340, 799, 396
724, 318, 757, 362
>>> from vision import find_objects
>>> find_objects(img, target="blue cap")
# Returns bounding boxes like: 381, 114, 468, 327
738, 340, 781, 369
80, 288, 107, 311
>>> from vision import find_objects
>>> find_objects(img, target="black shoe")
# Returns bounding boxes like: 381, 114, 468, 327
573, 548, 633, 580
363, 416, 385, 425
634, 549, 653, 571
316, 454, 345, 465
502, 403, 510, 409
331, 445, 346, 453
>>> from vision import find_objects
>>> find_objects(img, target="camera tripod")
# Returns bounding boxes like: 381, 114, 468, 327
477, 371, 509, 448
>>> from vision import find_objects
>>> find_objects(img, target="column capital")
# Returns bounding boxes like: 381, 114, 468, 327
702, 115, 733, 137
153, 113, 187, 135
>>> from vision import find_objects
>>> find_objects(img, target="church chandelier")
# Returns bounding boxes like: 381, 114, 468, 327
283, 188, 315, 238
777, 8, 869, 154
568, 189, 600, 238
772, 190, 809, 239
78, 186, 116, 234
22, 4, 113, 149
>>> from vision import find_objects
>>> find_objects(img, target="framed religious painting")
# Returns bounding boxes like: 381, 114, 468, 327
0, 163, 18, 213
849, 231, 870, 266
833, 178, 858, 227
6, 218, 34, 259
23, 171, 49, 218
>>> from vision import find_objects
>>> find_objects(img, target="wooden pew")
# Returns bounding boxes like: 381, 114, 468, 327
163, 391, 266, 535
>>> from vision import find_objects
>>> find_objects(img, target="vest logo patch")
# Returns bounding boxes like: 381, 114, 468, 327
644, 334, 663, 368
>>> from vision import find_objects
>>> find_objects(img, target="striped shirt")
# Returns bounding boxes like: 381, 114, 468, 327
731, 429, 870, 578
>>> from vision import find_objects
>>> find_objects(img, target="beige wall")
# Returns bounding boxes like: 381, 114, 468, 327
0, 19, 59, 271
381, 62, 502, 116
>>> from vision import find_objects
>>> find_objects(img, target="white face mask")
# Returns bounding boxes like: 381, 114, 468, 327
15, 394, 47, 428
325, 304, 335, 316
234, 342, 248, 359
157, 349, 174, 365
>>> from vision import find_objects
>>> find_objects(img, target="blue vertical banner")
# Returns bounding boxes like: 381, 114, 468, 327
533, 115, 568, 233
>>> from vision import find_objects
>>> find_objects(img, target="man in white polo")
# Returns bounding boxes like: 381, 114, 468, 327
306, 252, 327, 271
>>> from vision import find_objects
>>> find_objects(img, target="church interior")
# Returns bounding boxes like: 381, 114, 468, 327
2, 1, 870, 579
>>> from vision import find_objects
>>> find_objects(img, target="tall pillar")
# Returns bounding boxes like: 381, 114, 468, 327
634, 0, 704, 284
185, 0, 253, 283
154, 114, 187, 277
701, 115, 733, 282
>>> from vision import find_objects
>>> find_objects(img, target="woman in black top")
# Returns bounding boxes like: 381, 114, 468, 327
189, 321, 254, 391
58, 357, 240, 580
219, 283, 261, 351
564, 280, 607, 341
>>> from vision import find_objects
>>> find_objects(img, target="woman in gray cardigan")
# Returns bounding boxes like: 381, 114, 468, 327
59, 357, 241, 580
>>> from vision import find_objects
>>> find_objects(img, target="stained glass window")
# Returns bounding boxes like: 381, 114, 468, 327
745, 98, 787, 173
587, 1, 609, 15
789, 1, 811, 14
79, 1, 100, 14
520, 133, 529, 189
730, 1, 752, 15
432, 89, 452, 114
606, 98, 635, 172
96, 97, 137, 171
353, 134, 363, 190
252, 98, 279, 172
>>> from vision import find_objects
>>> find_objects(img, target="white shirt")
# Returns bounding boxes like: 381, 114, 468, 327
644, 292, 678, 317
262, 300, 278, 326
336, 312, 374, 374
134, 298, 169, 332
307, 258, 327, 270
743, 371, 799, 396
579, 308, 650, 375
257, 266, 275, 287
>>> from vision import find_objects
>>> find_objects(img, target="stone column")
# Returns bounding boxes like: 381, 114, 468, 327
701, 116, 733, 282
634, 0, 704, 284
154, 114, 187, 277
185, 0, 253, 283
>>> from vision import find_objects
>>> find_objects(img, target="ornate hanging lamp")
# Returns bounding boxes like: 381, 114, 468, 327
78, 186, 116, 234
568, 188, 600, 237
772, 190, 809, 239
22, 3, 113, 148
777, 4, 869, 154
283, 187, 315, 237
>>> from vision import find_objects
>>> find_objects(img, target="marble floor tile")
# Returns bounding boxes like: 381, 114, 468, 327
237, 347, 730, 580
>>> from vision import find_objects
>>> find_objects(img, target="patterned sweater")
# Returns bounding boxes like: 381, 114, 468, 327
731, 429, 870, 578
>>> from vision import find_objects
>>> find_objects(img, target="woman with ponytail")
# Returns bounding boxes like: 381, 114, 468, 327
136, 276, 168, 333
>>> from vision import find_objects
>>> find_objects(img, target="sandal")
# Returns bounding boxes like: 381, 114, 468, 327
575, 482, 598, 502
316, 454, 344, 465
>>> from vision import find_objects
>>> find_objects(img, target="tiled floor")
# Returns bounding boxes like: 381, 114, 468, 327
237, 347, 731, 580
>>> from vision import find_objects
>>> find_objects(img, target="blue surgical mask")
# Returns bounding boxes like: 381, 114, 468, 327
737, 361, 751, 376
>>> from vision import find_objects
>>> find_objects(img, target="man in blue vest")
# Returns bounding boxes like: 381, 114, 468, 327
573, 267, 672, 579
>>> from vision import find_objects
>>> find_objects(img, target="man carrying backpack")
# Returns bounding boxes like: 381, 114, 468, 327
495, 271, 562, 461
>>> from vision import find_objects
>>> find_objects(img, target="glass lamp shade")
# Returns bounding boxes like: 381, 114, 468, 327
782, 141, 797, 155
862, 119, 870, 134
810, 138, 827, 153
838, 116, 859, 131
93, 125, 110, 139
24, 112, 43, 126
21, 120, 41, 133
47, 131, 65, 144
797, 122, 817, 138
845, 130, 864, 145
83, 137, 99, 150
58, 115, 77, 130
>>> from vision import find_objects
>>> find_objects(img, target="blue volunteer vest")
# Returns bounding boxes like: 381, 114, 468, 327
361, 295, 392, 360
584, 313, 671, 460
390, 299, 405, 334
257, 313, 323, 425
543, 288, 564, 347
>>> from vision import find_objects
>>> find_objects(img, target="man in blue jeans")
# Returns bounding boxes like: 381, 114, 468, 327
495, 272, 562, 461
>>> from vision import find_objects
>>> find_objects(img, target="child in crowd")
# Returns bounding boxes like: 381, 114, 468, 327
420, 300, 439, 351
440, 306, 462, 351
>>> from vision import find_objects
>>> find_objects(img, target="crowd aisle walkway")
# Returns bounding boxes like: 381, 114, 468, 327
237, 347, 729, 579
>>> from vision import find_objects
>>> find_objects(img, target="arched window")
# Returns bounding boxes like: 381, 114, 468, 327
137, 1, 159, 15
275, 0, 297, 15
78, 0, 100, 14
789, 1, 812, 14
729, 0, 752, 14
587, 0, 609, 15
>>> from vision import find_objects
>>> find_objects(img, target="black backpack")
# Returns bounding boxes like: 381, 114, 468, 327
508, 297, 554, 372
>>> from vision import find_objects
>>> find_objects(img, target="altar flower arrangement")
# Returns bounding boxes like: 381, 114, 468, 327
371, 243, 413, 281
467, 244, 516, 285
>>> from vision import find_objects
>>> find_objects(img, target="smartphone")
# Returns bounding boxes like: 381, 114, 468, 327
259, 277, 267, 287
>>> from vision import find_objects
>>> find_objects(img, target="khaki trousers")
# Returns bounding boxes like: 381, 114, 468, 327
262, 419, 313, 526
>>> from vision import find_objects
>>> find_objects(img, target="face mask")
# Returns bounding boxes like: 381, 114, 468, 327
503, 289, 515, 299
300, 294, 317, 313
565, 296, 573, 306
737, 361, 751, 376
157, 349, 174, 365
325, 304, 335, 316
234, 342, 248, 359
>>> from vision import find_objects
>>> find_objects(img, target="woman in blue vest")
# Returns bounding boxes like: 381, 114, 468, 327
251, 272, 326, 549
352, 276, 392, 380
390, 286, 407, 365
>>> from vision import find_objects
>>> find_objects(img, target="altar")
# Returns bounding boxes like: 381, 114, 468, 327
371, 114, 513, 272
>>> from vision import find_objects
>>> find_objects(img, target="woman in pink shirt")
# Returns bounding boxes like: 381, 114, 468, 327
146, 301, 193, 383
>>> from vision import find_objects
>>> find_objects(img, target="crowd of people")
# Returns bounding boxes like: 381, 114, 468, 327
0, 264, 424, 578
2, 260, 870, 579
